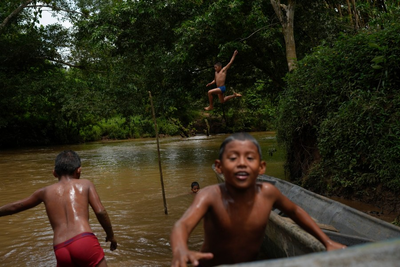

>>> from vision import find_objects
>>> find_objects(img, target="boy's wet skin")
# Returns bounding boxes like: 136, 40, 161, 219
170, 133, 346, 267
190, 140, 272, 266
0, 150, 117, 267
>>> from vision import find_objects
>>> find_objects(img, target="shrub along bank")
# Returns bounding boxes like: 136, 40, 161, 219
277, 22, 400, 211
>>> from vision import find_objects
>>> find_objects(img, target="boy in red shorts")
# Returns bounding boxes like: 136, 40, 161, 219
0, 150, 117, 266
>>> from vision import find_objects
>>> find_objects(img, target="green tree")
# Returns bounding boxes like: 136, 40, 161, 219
277, 9, 400, 201
73, 0, 286, 132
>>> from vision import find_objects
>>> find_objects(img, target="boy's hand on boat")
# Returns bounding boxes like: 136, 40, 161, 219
171, 249, 213, 267
326, 239, 347, 251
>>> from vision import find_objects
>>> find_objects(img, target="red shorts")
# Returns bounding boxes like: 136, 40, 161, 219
54, 232, 105, 267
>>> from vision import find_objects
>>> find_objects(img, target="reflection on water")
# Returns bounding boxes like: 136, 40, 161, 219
0, 132, 285, 266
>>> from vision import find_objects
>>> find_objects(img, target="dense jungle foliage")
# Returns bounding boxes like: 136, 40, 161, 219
277, 19, 400, 206
1, 1, 400, 208
1, 0, 346, 146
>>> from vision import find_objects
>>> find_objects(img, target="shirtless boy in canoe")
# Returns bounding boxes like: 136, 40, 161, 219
170, 133, 345, 267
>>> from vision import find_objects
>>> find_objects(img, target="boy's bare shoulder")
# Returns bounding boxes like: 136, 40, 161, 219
197, 184, 221, 194
194, 184, 222, 200
46, 178, 94, 192
258, 182, 281, 198
30, 186, 47, 199
74, 179, 96, 191
77, 178, 94, 185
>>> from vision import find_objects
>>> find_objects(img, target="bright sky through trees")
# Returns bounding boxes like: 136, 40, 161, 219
38, 9, 71, 27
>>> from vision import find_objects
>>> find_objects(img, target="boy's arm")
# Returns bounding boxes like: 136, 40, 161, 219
0, 189, 43, 217
222, 50, 238, 71
171, 189, 213, 267
272, 186, 346, 251
88, 183, 117, 251
206, 79, 215, 87
95, 210, 117, 251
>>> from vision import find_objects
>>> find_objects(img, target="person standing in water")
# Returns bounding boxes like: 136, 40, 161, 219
204, 50, 242, 111
190, 182, 200, 194
0, 150, 117, 267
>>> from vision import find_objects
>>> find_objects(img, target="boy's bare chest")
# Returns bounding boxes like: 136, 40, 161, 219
215, 71, 227, 80
208, 201, 272, 232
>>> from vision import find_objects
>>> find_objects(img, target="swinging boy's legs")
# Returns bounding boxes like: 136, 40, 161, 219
204, 86, 242, 111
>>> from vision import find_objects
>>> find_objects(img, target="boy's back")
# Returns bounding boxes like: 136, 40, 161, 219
42, 178, 99, 245
0, 150, 117, 266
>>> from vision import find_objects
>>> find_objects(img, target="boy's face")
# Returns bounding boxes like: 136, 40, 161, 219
191, 186, 200, 193
215, 140, 266, 190
214, 65, 222, 73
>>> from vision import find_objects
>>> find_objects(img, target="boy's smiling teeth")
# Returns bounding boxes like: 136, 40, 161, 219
235, 172, 249, 179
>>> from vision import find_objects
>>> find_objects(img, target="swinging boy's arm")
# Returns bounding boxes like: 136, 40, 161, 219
222, 50, 238, 71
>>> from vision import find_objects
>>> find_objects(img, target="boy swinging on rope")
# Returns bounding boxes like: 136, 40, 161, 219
204, 50, 242, 111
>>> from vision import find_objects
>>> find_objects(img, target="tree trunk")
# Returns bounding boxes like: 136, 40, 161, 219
337, 3, 343, 17
271, 0, 297, 72
345, 0, 351, 23
351, 0, 360, 30
0, 0, 34, 33
345, 0, 361, 30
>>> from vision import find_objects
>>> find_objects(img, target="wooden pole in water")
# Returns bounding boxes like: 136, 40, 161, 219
148, 91, 168, 215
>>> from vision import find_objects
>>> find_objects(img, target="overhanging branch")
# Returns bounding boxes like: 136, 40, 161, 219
0, 0, 34, 33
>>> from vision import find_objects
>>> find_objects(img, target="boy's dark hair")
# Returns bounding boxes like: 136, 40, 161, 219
191, 182, 200, 188
54, 150, 81, 176
219, 132, 262, 160
214, 62, 222, 67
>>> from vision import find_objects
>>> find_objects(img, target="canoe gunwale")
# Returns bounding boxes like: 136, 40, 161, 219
255, 173, 400, 241
212, 164, 400, 259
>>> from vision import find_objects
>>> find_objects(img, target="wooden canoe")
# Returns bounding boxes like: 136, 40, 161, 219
212, 165, 400, 259
219, 238, 400, 267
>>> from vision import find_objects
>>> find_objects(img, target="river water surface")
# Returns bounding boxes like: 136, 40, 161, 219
0, 132, 285, 266
1, 132, 395, 266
